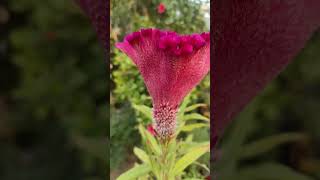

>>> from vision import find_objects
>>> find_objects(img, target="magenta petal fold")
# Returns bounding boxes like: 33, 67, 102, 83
212, 0, 320, 146
116, 28, 210, 138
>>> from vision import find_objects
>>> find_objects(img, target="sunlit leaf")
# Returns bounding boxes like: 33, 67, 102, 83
184, 103, 206, 113
172, 143, 210, 175
134, 147, 150, 164
183, 113, 209, 122
117, 164, 151, 180
132, 104, 153, 120
178, 94, 191, 121
181, 123, 209, 132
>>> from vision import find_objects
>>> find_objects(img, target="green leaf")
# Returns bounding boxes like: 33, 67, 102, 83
145, 132, 161, 155
184, 103, 206, 113
133, 147, 150, 164
172, 143, 210, 175
193, 161, 210, 173
186, 134, 194, 142
238, 162, 313, 180
183, 113, 209, 122
117, 164, 151, 180
178, 94, 191, 120
138, 125, 147, 140
180, 141, 210, 154
240, 133, 306, 159
181, 123, 209, 132
179, 94, 191, 113
132, 104, 152, 120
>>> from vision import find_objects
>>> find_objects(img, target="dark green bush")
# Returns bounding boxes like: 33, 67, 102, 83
1, 1, 108, 179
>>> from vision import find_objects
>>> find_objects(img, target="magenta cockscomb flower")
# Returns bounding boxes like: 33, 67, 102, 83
212, 0, 320, 149
116, 28, 210, 139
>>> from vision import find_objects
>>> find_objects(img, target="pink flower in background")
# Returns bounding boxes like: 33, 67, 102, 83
157, 3, 166, 14
116, 28, 210, 139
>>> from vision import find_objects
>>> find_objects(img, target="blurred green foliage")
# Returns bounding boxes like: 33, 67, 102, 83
110, 0, 210, 177
215, 31, 320, 180
1, 1, 107, 179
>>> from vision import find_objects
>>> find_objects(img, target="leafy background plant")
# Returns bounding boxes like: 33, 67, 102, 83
1, 1, 107, 179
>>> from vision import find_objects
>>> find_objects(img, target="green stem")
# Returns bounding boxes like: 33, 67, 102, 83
160, 138, 170, 180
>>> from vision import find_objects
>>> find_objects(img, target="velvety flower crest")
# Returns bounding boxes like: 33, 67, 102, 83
116, 28, 210, 139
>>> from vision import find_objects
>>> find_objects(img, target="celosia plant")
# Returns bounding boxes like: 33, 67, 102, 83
116, 28, 210, 140
115, 29, 210, 179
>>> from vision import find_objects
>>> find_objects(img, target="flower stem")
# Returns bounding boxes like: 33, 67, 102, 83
160, 138, 170, 180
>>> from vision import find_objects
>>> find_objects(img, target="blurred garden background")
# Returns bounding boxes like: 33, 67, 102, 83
110, 0, 210, 179
215, 30, 320, 180
0, 1, 108, 179
1, 0, 320, 180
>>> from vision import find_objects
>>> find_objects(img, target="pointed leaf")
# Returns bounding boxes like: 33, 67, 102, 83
132, 104, 152, 120
134, 147, 150, 164
117, 164, 151, 180
181, 123, 209, 132
183, 113, 209, 122
172, 143, 210, 175
184, 104, 207, 113
178, 94, 191, 120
